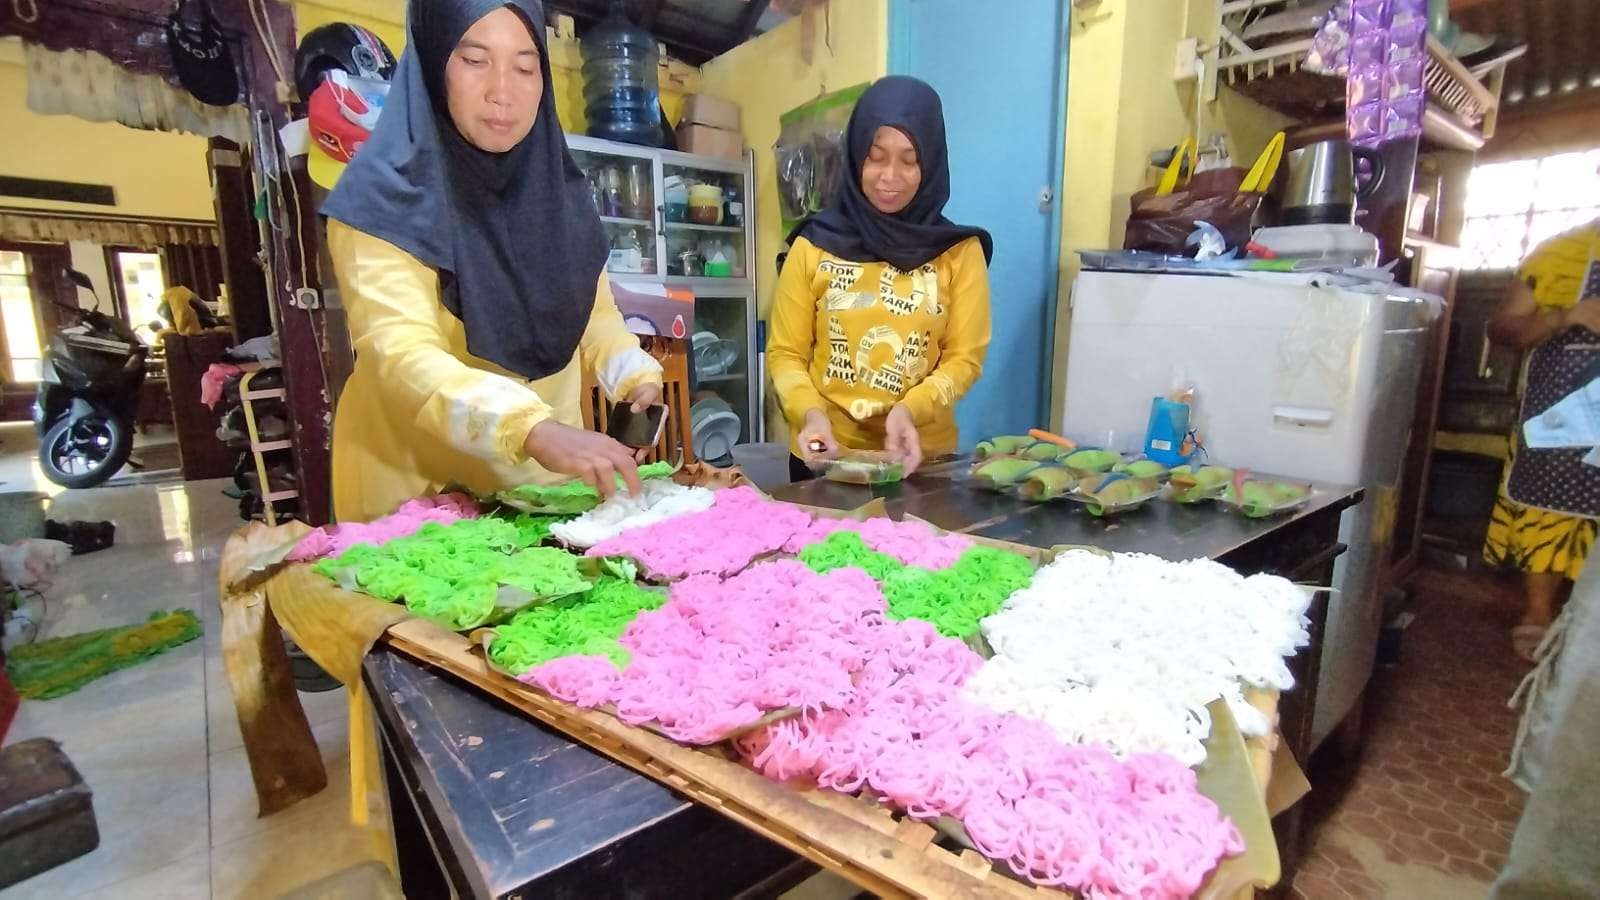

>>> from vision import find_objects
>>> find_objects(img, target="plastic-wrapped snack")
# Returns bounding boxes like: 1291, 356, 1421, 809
1061, 448, 1122, 475
810, 450, 905, 485
1167, 464, 1234, 503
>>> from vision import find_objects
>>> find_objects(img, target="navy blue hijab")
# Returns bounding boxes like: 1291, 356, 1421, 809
322, 0, 607, 380
789, 76, 991, 271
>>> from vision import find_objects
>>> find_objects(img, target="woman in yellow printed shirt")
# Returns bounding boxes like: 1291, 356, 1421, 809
769, 76, 993, 481
320, 0, 661, 522
1483, 219, 1600, 659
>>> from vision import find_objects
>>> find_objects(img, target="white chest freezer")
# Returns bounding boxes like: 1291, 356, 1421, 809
1061, 269, 1437, 748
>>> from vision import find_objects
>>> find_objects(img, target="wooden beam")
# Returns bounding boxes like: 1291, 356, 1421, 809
735, 0, 773, 40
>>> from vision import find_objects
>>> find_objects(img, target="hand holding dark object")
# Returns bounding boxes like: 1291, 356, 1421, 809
884, 403, 923, 476
799, 409, 840, 462
523, 420, 642, 497
626, 382, 662, 413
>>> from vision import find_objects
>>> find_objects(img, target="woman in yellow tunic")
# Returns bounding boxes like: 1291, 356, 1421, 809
769, 76, 992, 481
321, 0, 660, 522
1483, 219, 1600, 659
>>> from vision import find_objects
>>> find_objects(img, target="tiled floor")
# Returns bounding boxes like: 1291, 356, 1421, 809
0, 421, 182, 498
2, 477, 393, 899
1290, 566, 1531, 900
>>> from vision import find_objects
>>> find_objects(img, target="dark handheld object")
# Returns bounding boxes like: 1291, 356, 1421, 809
606, 402, 667, 449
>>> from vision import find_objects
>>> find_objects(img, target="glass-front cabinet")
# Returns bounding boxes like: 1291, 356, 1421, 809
566, 135, 760, 459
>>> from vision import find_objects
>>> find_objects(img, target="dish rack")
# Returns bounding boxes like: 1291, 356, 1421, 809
1213, 2, 1516, 148
239, 366, 297, 526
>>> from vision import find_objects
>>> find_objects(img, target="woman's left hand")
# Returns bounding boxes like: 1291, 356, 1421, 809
626, 382, 662, 412
885, 403, 923, 476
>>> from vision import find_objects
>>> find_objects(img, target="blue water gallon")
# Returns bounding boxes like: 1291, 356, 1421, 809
580, 1, 662, 147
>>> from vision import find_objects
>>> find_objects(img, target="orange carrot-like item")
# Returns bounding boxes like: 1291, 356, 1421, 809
1028, 428, 1077, 450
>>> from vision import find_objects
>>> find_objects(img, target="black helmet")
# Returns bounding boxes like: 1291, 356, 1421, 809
293, 23, 396, 101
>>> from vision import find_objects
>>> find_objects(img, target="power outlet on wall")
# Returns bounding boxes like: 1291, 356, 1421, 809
1174, 37, 1201, 82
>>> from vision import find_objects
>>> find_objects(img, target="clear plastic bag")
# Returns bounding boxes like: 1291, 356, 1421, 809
773, 83, 869, 235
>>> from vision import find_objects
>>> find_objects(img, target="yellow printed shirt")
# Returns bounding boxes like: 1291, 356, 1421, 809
768, 235, 991, 456
327, 220, 662, 522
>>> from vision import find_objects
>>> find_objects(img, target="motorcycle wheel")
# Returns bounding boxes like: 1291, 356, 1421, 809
39, 411, 133, 489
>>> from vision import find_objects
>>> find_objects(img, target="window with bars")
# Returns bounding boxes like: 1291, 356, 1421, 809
1461, 148, 1600, 270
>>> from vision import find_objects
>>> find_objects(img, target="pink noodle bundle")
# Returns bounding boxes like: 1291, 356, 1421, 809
585, 486, 811, 579
781, 516, 973, 570
522, 560, 890, 744
734, 618, 1244, 898
521, 654, 619, 708
287, 493, 480, 562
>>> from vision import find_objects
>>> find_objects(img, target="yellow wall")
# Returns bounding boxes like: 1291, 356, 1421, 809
293, 0, 407, 52
1048, 0, 1293, 428
0, 44, 214, 221
700, 0, 887, 446
700, 0, 888, 320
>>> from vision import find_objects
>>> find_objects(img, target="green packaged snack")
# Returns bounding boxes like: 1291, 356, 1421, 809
1114, 458, 1170, 480
974, 435, 1034, 459
1167, 465, 1234, 503
972, 456, 1042, 490
1069, 474, 1163, 517
1062, 448, 1123, 474
1221, 478, 1312, 518
1018, 465, 1078, 501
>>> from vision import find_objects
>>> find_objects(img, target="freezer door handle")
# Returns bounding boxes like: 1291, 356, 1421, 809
1273, 405, 1335, 427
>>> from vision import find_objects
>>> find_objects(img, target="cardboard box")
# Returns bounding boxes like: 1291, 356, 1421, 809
678, 124, 744, 161
680, 93, 740, 131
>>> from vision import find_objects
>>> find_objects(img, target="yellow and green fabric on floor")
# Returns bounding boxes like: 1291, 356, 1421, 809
6, 609, 201, 700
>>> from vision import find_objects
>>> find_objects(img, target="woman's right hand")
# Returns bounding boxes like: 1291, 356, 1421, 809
523, 420, 642, 498
799, 409, 840, 461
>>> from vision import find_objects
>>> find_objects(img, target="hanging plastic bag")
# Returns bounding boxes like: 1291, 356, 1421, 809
1123, 133, 1285, 256
774, 83, 870, 236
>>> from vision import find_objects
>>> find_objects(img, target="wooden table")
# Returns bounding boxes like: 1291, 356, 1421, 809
365, 649, 809, 899
366, 469, 1361, 898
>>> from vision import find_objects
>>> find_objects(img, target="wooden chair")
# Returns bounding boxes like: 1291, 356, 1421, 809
581, 336, 696, 465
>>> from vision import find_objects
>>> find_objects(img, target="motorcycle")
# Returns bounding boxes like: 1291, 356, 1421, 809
33, 269, 148, 489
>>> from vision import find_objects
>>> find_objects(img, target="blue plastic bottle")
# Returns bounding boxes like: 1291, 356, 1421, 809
580, 1, 663, 147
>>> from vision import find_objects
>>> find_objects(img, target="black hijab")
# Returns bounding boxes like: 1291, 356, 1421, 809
322, 0, 607, 380
788, 76, 992, 272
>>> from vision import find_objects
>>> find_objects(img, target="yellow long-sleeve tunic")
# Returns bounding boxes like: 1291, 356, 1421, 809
767, 235, 991, 456
327, 220, 662, 522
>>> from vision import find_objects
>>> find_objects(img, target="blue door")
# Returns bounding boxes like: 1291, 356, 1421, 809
890, 0, 1067, 445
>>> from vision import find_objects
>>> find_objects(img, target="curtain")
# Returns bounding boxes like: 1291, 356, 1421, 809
0, 209, 218, 248
23, 43, 252, 145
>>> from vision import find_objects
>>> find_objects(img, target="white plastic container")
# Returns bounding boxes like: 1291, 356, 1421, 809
1252, 224, 1379, 266
1061, 269, 1436, 750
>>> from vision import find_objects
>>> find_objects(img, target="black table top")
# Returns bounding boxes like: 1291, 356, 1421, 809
366, 646, 800, 899
771, 457, 1363, 562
